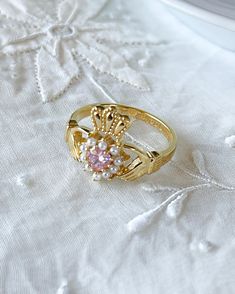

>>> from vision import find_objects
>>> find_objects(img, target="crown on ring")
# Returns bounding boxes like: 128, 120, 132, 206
78, 106, 131, 181
91, 106, 131, 144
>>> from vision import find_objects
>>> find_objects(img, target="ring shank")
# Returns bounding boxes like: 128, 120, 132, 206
69, 103, 176, 174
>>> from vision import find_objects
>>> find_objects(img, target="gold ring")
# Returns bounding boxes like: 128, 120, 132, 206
65, 103, 176, 181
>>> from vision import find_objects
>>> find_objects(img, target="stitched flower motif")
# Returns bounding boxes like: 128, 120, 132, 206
0, 0, 149, 102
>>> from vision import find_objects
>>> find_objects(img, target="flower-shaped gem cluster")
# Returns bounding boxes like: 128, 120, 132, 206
79, 137, 123, 181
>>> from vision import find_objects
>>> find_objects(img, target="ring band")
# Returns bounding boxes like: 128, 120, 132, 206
65, 103, 176, 181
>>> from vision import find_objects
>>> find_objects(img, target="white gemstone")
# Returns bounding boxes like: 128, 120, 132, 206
114, 157, 123, 166
80, 154, 86, 162
98, 141, 107, 151
102, 170, 111, 179
109, 165, 119, 174
80, 143, 87, 152
110, 146, 119, 156
84, 163, 92, 171
87, 137, 96, 147
92, 172, 102, 181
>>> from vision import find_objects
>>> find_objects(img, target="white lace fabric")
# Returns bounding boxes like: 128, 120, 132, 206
0, 0, 235, 293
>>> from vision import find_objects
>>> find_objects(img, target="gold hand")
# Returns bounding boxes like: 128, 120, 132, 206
65, 120, 91, 160
119, 143, 160, 181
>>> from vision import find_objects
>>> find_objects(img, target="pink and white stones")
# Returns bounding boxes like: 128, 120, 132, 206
79, 137, 123, 181
87, 146, 112, 172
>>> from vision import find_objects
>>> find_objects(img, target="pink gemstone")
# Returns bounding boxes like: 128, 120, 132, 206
87, 146, 112, 172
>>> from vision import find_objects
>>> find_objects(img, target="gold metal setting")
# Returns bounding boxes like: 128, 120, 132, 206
65, 103, 176, 181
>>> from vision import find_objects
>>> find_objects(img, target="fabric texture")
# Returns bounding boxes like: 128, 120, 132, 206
0, 0, 235, 293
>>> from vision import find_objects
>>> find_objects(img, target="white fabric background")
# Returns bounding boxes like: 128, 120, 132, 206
0, 0, 235, 293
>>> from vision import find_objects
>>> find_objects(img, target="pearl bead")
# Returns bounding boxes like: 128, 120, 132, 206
80, 154, 86, 162
114, 157, 122, 166
80, 143, 87, 152
92, 172, 102, 181
87, 137, 96, 147
109, 165, 118, 174
98, 141, 107, 151
102, 170, 111, 179
84, 163, 92, 171
110, 146, 119, 156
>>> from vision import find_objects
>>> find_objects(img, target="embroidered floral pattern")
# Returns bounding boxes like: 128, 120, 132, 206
0, 0, 149, 102
127, 150, 235, 233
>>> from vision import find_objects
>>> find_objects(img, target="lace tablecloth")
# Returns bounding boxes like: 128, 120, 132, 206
0, 0, 235, 293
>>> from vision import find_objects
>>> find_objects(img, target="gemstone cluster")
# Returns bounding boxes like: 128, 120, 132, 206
79, 137, 123, 181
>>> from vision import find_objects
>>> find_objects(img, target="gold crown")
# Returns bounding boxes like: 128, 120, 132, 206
91, 106, 131, 142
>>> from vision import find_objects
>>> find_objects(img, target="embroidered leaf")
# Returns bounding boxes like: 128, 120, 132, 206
0, 0, 56, 24
127, 209, 155, 233
0, 0, 151, 102
127, 184, 211, 233
57, 0, 78, 24
76, 40, 150, 90
166, 192, 187, 219
190, 240, 215, 253
35, 45, 79, 102
192, 149, 210, 178
1, 31, 45, 55
0, 1, 32, 23
56, 280, 68, 294
225, 135, 235, 148
0, 26, 25, 49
